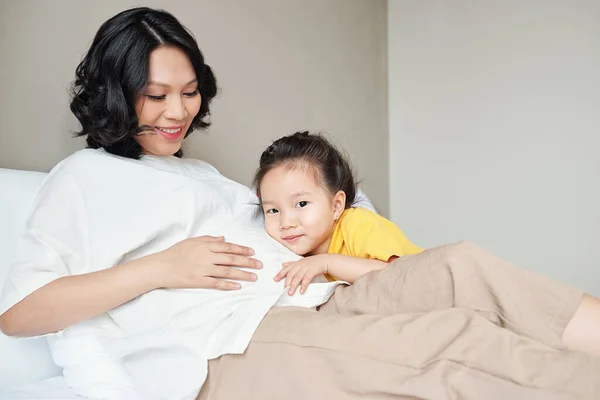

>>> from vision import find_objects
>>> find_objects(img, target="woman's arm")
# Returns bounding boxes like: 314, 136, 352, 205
0, 236, 262, 337
0, 255, 160, 337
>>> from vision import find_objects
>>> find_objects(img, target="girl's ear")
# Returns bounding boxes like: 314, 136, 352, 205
332, 190, 346, 220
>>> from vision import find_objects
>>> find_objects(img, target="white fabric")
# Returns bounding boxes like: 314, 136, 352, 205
353, 188, 378, 214
0, 377, 81, 400
0, 168, 62, 391
0, 149, 343, 399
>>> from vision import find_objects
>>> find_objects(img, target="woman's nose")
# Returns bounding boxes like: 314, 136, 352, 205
164, 96, 187, 121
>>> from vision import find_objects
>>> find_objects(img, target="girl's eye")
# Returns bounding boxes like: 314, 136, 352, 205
146, 94, 166, 101
183, 89, 199, 97
265, 208, 279, 214
296, 201, 308, 208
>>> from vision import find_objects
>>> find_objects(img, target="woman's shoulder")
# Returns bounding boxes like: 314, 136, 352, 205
49, 148, 114, 175
52, 148, 192, 179
19, 150, 101, 209
46, 150, 223, 192
41, 148, 148, 195
41, 149, 104, 184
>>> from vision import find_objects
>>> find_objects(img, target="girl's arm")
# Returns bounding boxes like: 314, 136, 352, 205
276, 253, 395, 295
322, 254, 398, 283
324, 253, 390, 284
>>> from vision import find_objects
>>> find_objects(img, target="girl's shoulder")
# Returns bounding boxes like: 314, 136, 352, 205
343, 206, 379, 219
340, 207, 381, 227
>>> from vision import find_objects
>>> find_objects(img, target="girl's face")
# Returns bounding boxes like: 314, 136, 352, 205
260, 164, 345, 256
134, 46, 202, 156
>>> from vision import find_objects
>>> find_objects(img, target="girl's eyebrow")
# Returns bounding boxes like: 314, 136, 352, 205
291, 191, 311, 197
262, 190, 312, 205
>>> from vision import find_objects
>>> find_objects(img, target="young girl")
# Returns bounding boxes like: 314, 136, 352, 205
254, 131, 423, 295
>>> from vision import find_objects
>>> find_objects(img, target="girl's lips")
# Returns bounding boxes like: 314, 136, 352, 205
282, 235, 303, 242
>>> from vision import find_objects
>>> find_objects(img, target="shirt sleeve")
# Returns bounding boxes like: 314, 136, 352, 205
343, 209, 422, 262
0, 166, 90, 316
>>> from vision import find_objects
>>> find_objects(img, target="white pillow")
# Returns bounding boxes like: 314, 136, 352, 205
0, 168, 61, 392
354, 188, 378, 214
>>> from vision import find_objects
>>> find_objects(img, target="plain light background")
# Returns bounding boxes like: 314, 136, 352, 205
1, 1, 599, 294
388, 0, 600, 295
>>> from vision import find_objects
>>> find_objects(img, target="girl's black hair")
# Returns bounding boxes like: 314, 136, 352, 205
70, 7, 218, 158
253, 131, 356, 208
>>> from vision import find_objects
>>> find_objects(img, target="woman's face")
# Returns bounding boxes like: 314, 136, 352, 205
134, 46, 202, 156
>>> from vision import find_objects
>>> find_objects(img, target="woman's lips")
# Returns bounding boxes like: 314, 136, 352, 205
154, 126, 184, 140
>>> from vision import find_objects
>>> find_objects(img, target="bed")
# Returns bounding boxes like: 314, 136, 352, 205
3, 166, 599, 399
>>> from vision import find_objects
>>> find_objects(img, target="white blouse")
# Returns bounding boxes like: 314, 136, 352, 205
0, 148, 342, 399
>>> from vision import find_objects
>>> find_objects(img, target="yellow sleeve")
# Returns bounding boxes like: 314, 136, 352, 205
342, 208, 422, 262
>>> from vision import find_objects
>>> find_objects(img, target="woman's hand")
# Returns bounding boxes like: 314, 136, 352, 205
0, 236, 262, 337
274, 255, 329, 296
153, 236, 263, 290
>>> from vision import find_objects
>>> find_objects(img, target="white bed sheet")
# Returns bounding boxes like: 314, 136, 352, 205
0, 377, 82, 400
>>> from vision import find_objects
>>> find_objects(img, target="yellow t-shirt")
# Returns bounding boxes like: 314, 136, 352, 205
327, 207, 422, 263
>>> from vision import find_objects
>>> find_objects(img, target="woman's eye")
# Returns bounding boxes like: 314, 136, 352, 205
296, 201, 308, 208
265, 208, 279, 214
145, 94, 165, 101
183, 89, 199, 97
145, 90, 198, 101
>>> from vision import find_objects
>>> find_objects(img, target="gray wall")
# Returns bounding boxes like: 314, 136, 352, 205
0, 0, 389, 215
388, 0, 600, 294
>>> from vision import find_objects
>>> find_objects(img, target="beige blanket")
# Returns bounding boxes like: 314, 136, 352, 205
198, 241, 600, 399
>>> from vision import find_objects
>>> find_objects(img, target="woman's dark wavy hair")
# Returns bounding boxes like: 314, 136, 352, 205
253, 131, 357, 209
70, 7, 218, 158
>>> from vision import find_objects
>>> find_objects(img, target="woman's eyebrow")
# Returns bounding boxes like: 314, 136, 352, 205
147, 78, 198, 87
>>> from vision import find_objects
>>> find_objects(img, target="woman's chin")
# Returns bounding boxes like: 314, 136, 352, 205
142, 142, 184, 157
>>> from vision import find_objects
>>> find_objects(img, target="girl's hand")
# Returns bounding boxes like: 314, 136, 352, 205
154, 236, 263, 290
274, 255, 329, 296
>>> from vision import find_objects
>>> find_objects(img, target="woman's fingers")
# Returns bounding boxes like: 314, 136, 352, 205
161, 237, 262, 290
210, 265, 257, 282
209, 241, 255, 257
212, 253, 262, 270
196, 235, 225, 242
